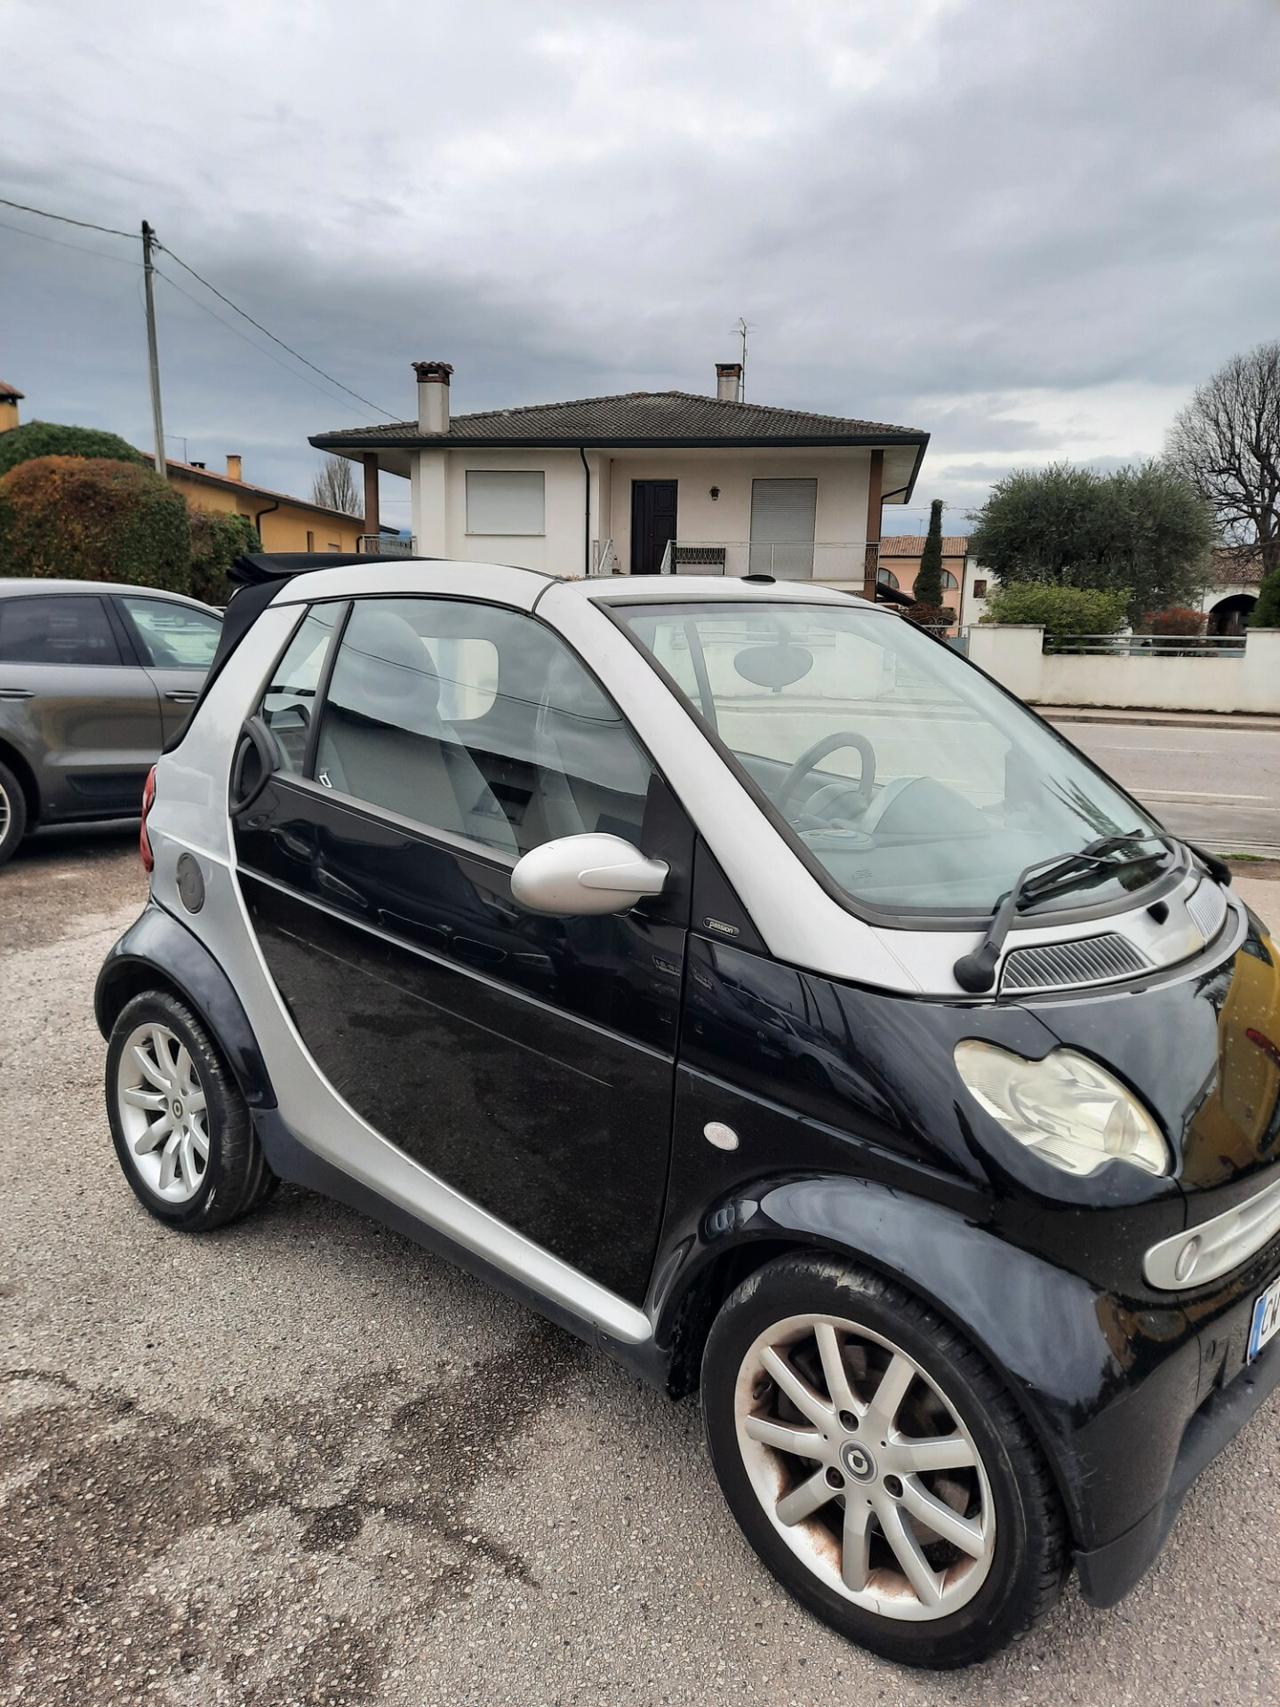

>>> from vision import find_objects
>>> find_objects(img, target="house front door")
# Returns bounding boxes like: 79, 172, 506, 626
631, 480, 678, 575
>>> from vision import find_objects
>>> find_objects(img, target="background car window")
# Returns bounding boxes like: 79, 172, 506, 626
120, 596, 221, 669
314, 597, 654, 856
258, 604, 346, 774
0, 595, 121, 665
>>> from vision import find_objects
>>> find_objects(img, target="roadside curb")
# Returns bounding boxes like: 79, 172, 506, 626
1040, 709, 1280, 733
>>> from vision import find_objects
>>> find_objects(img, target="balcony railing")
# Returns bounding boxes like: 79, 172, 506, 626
657, 540, 874, 580
357, 533, 416, 557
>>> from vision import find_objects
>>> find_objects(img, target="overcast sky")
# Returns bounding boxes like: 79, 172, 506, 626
3, 0, 1278, 534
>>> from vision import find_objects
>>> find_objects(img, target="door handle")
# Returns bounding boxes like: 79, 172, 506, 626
165, 689, 200, 703
0, 688, 34, 700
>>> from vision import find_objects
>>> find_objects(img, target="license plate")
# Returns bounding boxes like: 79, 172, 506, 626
1248, 1277, 1280, 1361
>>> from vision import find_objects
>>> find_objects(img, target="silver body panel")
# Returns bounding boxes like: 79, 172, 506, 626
1145, 1171, 1280, 1290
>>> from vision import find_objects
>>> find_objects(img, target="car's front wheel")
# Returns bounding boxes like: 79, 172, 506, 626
106, 989, 275, 1230
0, 758, 28, 868
701, 1255, 1066, 1669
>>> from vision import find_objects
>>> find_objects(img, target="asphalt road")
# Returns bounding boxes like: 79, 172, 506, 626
1059, 719, 1280, 857
3, 831, 1279, 1707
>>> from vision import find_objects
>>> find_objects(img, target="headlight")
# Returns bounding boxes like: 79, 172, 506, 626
954, 1040, 1170, 1178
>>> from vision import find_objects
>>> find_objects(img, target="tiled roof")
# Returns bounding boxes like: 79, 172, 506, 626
311, 390, 926, 450
1212, 547, 1264, 586
0, 380, 24, 401
879, 534, 970, 557
152, 457, 366, 525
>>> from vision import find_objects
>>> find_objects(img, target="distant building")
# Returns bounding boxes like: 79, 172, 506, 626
0, 380, 24, 434
149, 453, 370, 554
1198, 549, 1264, 635
877, 533, 971, 617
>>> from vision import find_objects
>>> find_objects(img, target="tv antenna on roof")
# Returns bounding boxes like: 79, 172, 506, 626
731, 316, 753, 401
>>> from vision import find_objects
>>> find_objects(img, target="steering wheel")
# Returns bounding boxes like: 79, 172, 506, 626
778, 731, 877, 819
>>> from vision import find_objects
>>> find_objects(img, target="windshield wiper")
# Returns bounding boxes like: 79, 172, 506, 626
952, 831, 1175, 994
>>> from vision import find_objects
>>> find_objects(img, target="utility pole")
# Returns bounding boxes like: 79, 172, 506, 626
141, 221, 167, 480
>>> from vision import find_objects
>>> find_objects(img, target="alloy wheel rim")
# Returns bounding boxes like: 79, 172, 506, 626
116, 1023, 210, 1203
0, 780, 10, 845
733, 1312, 995, 1621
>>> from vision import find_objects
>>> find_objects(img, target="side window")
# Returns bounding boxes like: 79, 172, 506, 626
119, 596, 222, 669
0, 595, 121, 665
314, 597, 655, 856
258, 603, 346, 774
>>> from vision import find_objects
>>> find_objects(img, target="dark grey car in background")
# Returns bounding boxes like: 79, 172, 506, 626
0, 579, 221, 865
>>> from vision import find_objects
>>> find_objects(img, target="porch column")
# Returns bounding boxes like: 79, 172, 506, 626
362, 453, 380, 543
862, 448, 883, 601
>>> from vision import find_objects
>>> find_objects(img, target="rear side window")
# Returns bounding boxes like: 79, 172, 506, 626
0, 594, 121, 666
120, 596, 221, 668
312, 596, 654, 856
258, 604, 346, 774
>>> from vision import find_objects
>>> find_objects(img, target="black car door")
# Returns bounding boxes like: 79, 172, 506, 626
232, 595, 692, 1305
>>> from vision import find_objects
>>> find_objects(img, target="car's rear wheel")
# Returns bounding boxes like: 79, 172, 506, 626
106, 989, 275, 1230
701, 1255, 1066, 1669
0, 758, 28, 867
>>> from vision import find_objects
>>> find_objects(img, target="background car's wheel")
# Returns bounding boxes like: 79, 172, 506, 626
0, 758, 29, 867
106, 989, 275, 1230
701, 1254, 1066, 1669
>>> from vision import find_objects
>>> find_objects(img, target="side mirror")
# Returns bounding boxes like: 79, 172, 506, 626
510, 833, 668, 916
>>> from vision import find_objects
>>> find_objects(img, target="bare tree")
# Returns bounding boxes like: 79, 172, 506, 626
1166, 342, 1280, 617
311, 453, 360, 515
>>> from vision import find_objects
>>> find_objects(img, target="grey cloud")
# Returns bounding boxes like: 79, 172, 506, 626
2, 0, 1277, 514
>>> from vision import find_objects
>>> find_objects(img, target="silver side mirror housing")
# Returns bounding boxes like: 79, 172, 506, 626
510, 833, 669, 916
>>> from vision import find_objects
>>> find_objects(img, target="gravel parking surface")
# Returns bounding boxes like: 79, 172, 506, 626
3, 829, 1279, 1706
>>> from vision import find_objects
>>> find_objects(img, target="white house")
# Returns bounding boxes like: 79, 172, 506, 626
311, 360, 928, 596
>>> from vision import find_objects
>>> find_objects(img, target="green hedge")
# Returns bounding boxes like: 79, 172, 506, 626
982, 581, 1129, 639
189, 510, 260, 605
0, 420, 145, 480
0, 455, 190, 591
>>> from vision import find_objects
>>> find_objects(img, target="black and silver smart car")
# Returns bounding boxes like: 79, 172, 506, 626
97, 552, 1280, 1669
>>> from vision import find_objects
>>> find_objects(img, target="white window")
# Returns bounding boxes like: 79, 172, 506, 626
465, 470, 545, 536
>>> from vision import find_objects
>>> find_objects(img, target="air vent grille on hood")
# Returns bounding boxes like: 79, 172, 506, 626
1000, 933, 1150, 992
1186, 878, 1229, 944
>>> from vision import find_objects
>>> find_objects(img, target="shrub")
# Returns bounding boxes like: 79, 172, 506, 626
1142, 605, 1205, 636
1253, 571, 1280, 628
906, 602, 956, 630
982, 581, 1129, 640
0, 456, 190, 592
0, 420, 145, 480
189, 510, 260, 605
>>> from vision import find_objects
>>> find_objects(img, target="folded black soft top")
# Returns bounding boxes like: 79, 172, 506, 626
163, 550, 416, 751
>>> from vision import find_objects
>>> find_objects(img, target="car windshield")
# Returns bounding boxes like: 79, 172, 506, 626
617, 600, 1172, 918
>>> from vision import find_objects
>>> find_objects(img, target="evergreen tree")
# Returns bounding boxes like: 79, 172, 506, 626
913, 499, 945, 608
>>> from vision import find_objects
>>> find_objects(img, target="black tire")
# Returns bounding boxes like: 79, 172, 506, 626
0, 758, 29, 867
106, 989, 276, 1231
701, 1254, 1067, 1669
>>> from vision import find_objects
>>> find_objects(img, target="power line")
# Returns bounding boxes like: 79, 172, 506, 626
0, 194, 134, 240
155, 240, 397, 420
0, 215, 144, 266
154, 268, 389, 420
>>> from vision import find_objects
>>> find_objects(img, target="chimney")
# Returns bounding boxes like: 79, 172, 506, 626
225, 453, 243, 481
716, 362, 742, 403
413, 360, 453, 434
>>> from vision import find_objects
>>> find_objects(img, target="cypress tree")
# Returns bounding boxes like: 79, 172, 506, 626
914, 499, 945, 608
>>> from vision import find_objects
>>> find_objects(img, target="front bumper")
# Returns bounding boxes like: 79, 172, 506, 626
1077, 1326, 1280, 1605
